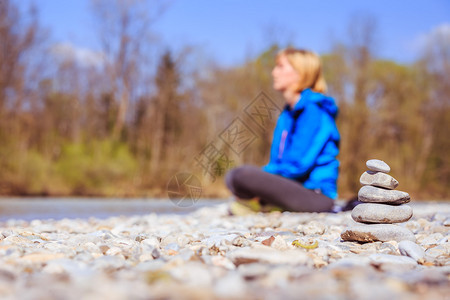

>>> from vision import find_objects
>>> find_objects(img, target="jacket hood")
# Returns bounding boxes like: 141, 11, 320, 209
291, 88, 338, 118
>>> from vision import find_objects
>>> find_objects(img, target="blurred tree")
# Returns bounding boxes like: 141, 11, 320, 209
150, 50, 182, 174
90, 0, 166, 140
323, 16, 378, 197
418, 25, 450, 197
370, 60, 430, 191
0, 0, 46, 133
0, 0, 48, 194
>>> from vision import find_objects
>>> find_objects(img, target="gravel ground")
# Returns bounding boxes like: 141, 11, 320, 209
0, 201, 448, 299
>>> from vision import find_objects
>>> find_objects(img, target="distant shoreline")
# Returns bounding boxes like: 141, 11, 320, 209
0, 198, 448, 222
0, 198, 228, 222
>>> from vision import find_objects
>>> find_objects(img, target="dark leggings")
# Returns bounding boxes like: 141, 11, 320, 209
225, 165, 334, 212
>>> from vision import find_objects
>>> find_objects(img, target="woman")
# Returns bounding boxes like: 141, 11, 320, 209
225, 48, 340, 213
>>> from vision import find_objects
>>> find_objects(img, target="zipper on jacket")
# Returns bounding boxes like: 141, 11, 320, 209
278, 130, 288, 159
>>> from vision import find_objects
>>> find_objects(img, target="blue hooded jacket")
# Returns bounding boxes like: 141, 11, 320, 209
263, 88, 340, 199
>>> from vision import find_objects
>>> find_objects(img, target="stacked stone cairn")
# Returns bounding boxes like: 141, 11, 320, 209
341, 159, 416, 243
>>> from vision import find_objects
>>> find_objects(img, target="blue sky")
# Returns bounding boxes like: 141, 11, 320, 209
18, 0, 450, 66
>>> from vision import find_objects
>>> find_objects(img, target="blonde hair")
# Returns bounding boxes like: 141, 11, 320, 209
276, 48, 327, 93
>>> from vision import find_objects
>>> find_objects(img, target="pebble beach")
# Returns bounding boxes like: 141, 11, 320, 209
0, 201, 448, 300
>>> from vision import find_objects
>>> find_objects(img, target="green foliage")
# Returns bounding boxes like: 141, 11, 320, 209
55, 140, 137, 195
0, 139, 137, 196
0, 145, 51, 195
20, 150, 52, 194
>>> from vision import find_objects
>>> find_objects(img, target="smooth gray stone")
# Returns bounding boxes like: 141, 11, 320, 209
379, 242, 398, 255
327, 256, 371, 269
351, 203, 413, 224
358, 185, 410, 204
341, 224, 416, 243
237, 263, 270, 279
214, 273, 247, 299
360, 171, 399, 190
366, 159, 391, 173
227, 247, 310, 265
424, 244, 448, 258
444, 218, 450, 226
369, 253, 417, 271
401, 268, 450, 285
419, 233, 446, 246
398, 240, 425, 263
